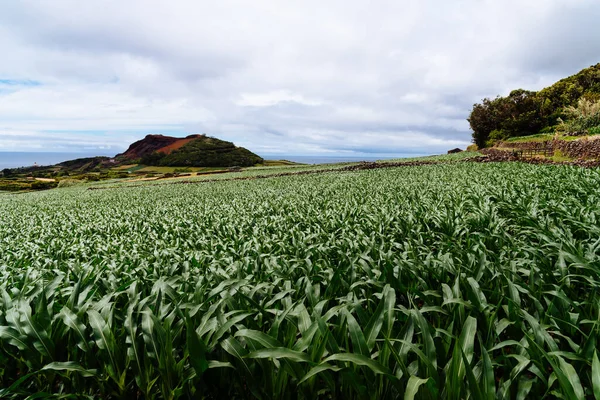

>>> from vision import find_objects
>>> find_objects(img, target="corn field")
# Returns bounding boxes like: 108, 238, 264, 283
0, 162, 599, 399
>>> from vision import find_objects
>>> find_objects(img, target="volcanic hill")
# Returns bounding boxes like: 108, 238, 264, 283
116, 134, 263, 167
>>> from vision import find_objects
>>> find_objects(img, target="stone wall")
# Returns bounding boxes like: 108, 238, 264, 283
554, 138, 600, 159
479, 148, 600, 167
497, 137, 600, 159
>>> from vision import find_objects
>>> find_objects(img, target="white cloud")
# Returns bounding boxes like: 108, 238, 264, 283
0, 0, 599, 155
237, 91, 323, 107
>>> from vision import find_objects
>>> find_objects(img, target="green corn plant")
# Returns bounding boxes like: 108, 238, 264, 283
0, 162, 599, 398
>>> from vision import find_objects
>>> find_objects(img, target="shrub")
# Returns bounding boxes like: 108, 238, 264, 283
466, 144, 479, 152
559, 98, 600, 135
484, 139, 497, 148
539, 125, 556, 134
589, 126, 600, 135
489, 129, 508, 141
84, 174, 100, 182
0, 181, 29, 191
31, 180, 58, 190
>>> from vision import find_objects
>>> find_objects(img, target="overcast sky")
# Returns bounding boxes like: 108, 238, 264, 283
1, 0, 599, 157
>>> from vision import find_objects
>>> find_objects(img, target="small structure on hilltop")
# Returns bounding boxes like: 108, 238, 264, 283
447, 148, 463, 154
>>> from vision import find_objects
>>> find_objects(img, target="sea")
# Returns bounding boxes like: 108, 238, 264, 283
0, 152, 115, 169
260, 154, 423, 164
0, 152, 425, 169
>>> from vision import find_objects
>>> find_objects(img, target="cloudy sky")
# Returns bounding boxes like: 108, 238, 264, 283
1, 0, 599, 158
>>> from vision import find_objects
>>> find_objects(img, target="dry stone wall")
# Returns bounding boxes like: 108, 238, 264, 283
497, 137, 600, 159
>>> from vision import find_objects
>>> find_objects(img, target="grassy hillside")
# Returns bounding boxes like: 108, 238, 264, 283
0, 160, 599, 398
139, 135, 264, 167
469, 63, 600, 147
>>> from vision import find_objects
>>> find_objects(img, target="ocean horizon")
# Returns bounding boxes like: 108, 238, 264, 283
0, 152, 424, 169
0, 152, 116, 169
264, 154, 422, 164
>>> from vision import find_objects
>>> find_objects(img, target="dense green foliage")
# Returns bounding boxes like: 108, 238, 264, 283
0, 179, 57, 192
557, 98, 600, 136
0, 163, 599, 398
0, 157, 124, 188
0, 179, 32, 192
469, 63, 600, 147
56, 157, 111, 171
1, 157, 111, 177
140, 137, 263, 167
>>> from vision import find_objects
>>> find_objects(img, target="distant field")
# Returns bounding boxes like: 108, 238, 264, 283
113, 161, 301, 175
111, 164, 138, 170
0, 161, 599, 398
261, 159, 304, 166
380, 151, 481, 163
135, 166, 225, 173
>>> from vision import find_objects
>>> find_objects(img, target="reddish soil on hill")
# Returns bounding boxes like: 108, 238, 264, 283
157, 138, 195, 154
117, 134, 205, 160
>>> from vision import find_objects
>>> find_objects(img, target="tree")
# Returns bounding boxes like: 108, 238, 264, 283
501, 89, 543, 137
468, 97, 509, 147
